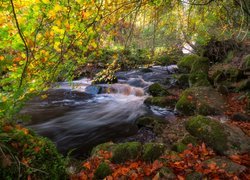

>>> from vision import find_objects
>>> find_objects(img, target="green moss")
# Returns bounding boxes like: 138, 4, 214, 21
0, 124, 66, 180
148, 83, 169, 97
177, 54, 200, 73
91, 142, 116, 156
175, 89, 196, 115
142, 143, 165, 162
188, 72, 211, 87
181, 135, 198, 146
159, 167, 176, 179
172, 142, 187, 153
94, 162, 112, 179
176, 74, 189, 88
144, 96, 177, 108
190, 57, 209, 73
197, 103, 220, 115
237, 79, 250, 91
111, 142, 141, 163
185, 115, 228, 154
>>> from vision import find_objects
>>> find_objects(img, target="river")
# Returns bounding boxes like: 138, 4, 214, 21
21, 65, 178, 156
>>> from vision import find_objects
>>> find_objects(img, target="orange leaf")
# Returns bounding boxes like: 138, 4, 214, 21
83, 162, 91, 170
152, 160, 163, 171
177, 175, 185, 180
79, 172, 88, 180
129, 162, 139, 169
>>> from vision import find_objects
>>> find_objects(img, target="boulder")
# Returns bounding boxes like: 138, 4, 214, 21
144, 96, 177, 108
185, 115, 250, 155
175, 74, 189, 89
111, 142, 142, 163
142, 143, 165, 162
85, 85, 102, 95
148, 83, 169, 96
188, 72, 211, 87
135, 116, 167, 134
177, 54, 200, 73
203, 157, 246, 175
175, 87, 226, 116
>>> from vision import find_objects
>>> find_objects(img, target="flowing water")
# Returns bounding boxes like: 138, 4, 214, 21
21, 66, 177, 156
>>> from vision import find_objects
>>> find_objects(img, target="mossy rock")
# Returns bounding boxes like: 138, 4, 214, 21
148, 83, 169, 97
177, 54, 200, 73
190, 57, 209, 73
111, 142, 142, 163
94, 162, 112, 179
175, 87, 225, 116
142, 143, 165, 162
186, 115, 250, 155
175, 93, 196, 116
91, 142, 116, 157
135, 116, 166, 129
203, 157, 246, 175
172, 142, 187, 153
144, 96, 177, 108
181, 135, 198, 146
185, 115, 228, 154
0, 124, 66, 180
188, 72, 211, 87
159, 167, 176, 179
175, 74, 189, 89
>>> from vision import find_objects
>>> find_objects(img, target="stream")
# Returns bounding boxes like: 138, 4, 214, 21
21, 65, 178, 156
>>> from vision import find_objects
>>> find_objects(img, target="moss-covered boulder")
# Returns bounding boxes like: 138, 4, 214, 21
190, 57, 209, 73
148, 83, 169, 97
142, 143, 165, 162
177, 54, 200, 73
144, 96, 177, 108
175, 74, 189, 89
159, 167, 176, 179
135, 116, 167, 134
91, 142, 116, 156
111, 142, 142, 163
203, 157, 246, 176
185, 116, 250, 155
188, 72, 211, 87
175, 87, 225, 116
94, 162, 112, 179
0, 124, 66, 180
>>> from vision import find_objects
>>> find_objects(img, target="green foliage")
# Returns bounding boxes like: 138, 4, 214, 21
190, 57, 209, 73
92, 59, 119, 84
0, 123, 66, 179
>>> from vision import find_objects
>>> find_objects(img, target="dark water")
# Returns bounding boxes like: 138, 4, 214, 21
21, 66, 177, 156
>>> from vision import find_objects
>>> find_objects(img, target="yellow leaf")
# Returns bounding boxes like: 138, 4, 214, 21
0, 56, 4, 61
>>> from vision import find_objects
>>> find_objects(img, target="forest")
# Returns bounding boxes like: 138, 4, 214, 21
0, 0, 250, 179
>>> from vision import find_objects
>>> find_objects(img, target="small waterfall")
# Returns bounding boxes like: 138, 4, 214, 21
101, 84, 144, 96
